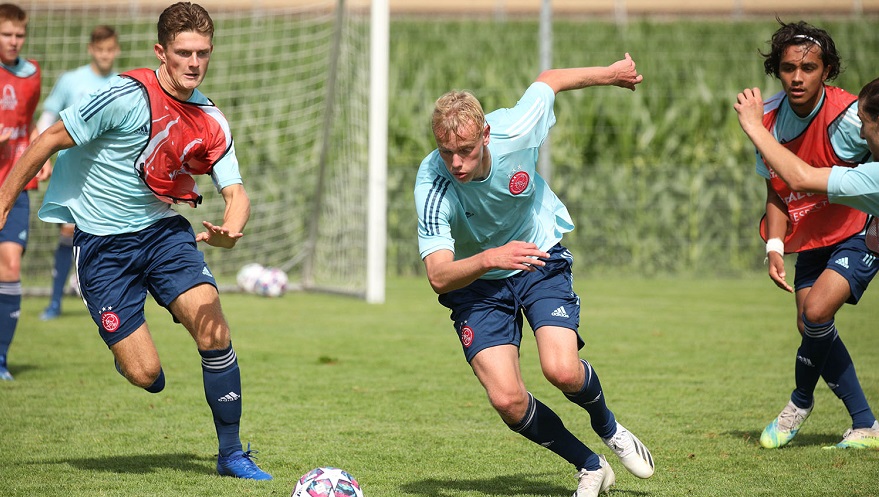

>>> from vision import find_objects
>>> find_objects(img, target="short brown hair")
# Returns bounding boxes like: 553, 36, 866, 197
157, 2, 213, 47
90, 25, 117, 44
431, 91, 485, 145
0, 3, 27, 28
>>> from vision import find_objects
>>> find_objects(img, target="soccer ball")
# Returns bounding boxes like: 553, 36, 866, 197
253, 266, 288, 298
292, 467, 363, 497
236, 263, 265, 293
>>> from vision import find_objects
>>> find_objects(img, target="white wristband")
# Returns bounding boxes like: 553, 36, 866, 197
765, 238, 784, 256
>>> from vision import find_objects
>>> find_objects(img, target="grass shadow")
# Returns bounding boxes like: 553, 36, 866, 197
6, 363, 40, 378
42, 452, 214, 476
724, 429, 840, 448
398, 472, 649, 496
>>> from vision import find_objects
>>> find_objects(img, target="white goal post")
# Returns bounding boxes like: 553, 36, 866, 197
20, 0, 387, 302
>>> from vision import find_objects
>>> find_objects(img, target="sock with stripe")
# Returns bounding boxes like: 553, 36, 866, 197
564, 359, 617, 439
791, 315, 837, 409
201, 344, 243, 457
507, 392, 599, 470
821, 335, 876, 429
0, 282, 22, 367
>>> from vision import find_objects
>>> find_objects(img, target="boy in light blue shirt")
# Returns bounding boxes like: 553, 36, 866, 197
415, 55, 655, 497
0, 2, 271, 480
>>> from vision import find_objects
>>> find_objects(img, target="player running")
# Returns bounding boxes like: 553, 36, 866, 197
0, 2, 272, 479
415, 54, 654, 497
742, 19, 878, 450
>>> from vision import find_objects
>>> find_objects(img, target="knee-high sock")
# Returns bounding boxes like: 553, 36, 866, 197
791, 315, 837, 409
507, 392, 599, 471
564, 359, 617, 439
0, 282, 22, 366
201, 345, 243, 457
821, 336, 876, 428
49, 236, 74, 309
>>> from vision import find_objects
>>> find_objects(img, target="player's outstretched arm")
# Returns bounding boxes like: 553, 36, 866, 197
535, 53, 643, 94
196, 183, 250, 249
423, 241, 550, 294
735, 87, 831, 193
0, 121, 74, 229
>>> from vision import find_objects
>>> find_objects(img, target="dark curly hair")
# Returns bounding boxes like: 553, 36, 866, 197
858, 78, 879, 121
760, 18, 841, 81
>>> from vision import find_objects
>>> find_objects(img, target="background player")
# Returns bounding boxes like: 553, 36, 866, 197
414, 54, 654, 497
35, 24, 120, 321
0, 3, 49, 381
746, 19, 878, 450
0, 2, 272, 478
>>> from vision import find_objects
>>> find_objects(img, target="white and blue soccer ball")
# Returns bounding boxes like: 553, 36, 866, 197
292, 467, 363, 497
253, 266, 288, 298
236, 263, 265, 293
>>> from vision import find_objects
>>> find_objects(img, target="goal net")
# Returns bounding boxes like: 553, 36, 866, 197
20, 0, 383, 300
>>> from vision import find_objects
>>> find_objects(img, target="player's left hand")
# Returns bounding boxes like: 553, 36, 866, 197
735, 87, 764, 134
196, 220, 243, 248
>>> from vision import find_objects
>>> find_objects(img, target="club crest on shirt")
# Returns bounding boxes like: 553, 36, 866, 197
101, 311, 120, 332
460, 325, 474, 347
509, 170, 529, 195
0, 85, 17, 110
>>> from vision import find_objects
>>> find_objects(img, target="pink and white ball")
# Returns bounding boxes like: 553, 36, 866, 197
253, 266, 288, 298
292, 467, 363, 497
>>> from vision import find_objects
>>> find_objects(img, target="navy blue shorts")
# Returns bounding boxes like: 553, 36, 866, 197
794, 234, 878, 304
438, 244, 584, 363
0, 192, 30, 249
73, 216, 218, 347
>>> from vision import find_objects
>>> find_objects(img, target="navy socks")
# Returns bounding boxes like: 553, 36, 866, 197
49, 238, 74, 309
507, 392, 598, 471
820, 336, 876, 429
0, 282, 22, 366
201, 345, 243, 457
565, 359, 617, 439
791, 315, 837, 409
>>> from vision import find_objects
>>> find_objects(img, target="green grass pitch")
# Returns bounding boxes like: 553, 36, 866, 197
1, 275, 878, 496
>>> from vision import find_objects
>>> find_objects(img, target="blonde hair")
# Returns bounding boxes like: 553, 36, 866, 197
431, 90, 485, 144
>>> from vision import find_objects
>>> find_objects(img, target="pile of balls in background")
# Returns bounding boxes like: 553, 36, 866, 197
236, 263, 289, 298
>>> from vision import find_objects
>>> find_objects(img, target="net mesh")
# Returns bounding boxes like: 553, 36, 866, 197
19, 0, 372, 296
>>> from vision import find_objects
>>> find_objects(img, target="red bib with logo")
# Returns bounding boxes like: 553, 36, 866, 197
0, 60, 40, 190
760, 86, 869, 253
123, 68, 233, 207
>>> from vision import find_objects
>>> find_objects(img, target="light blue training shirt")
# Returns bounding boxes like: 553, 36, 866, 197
414, 81, 574, 280
828, 162, 879, 217
40, 71, 242, 235
41, 64, 116, 121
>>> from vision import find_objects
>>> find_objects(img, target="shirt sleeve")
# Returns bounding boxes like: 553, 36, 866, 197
827, 163, 879, 217
829, 101, 871, 163
486, 82, 556, 151
59, 77, 145, 147
211, 141, 243, 191
414, 155, 456, 259
755, 150, 771, 179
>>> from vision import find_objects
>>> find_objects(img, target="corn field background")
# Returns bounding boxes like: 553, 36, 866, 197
385, 17, 879, 277
20, 13, 879, 285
